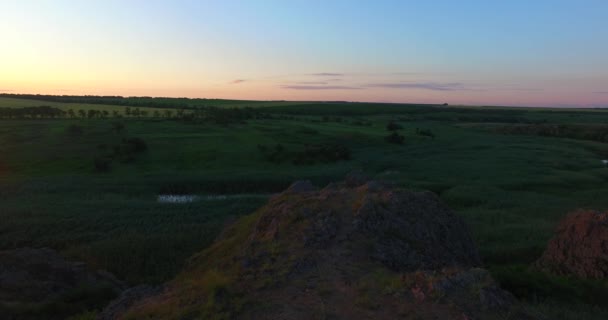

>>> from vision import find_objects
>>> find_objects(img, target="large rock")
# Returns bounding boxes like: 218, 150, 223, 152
97, 285, 163, 320
115, 180, 538, 320
351, 186, 481, 271
535, 210, 608, 279
284, 180, 316, 194
0, 248, 125, 320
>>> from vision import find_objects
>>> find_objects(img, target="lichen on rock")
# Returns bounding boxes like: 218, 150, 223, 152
112, 179, 540, 320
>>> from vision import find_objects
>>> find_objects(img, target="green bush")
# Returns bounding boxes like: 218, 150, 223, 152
93, 157, 112, 172
386, 121, 403, 131
66, 124, 84, 136
385, 132, 404, 144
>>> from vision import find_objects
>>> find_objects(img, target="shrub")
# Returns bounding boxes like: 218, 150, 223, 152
416, 128, 436, 139
124, 137, 147, 153
385, 132, 405, 144
112, 122, 125, 134
108, 137, 148, 163
66, 125, 84, 136
93, 157, 112, 172
386, 121, 403, 131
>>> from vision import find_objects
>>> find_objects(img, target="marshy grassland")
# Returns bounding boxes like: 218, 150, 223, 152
2, 95, 608, 318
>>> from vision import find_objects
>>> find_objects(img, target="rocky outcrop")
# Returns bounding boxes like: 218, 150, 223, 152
535, 210, 608, 279
284, 180, 316, 193
0, 248, 125, 320
97, 285, 163, 320
114, 180, 538, 320
351, 186, 481, 271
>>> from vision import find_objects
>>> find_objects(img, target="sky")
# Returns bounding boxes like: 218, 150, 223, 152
0, 0, 607, 107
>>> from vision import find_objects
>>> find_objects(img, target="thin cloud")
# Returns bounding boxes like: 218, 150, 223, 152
505, 87, 543, 92
366, 82, 466, 91
296, 81, 328, 85
390, 72, 425, 76
281, 85, 362, 90
310, 73, 344, 77
230, 79, 247, 84
593, 91, 608, 94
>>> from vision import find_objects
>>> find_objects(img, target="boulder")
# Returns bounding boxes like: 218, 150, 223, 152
284, 180, 316, 194
97, 285, 163, 320
534, 210, 608, 279
344, 169, 370, 187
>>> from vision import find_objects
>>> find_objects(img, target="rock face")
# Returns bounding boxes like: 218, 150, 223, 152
352, 186, 481, 271
0, 248, 125, 320
97, 285, 163, 320
535, 210, 608, 279
116, 180, 538, 320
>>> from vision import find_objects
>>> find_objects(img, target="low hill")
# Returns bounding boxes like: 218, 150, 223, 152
107, 178, 539, 320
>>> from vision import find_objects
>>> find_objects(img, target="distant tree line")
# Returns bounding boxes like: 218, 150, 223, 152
0, 106, 64, 118
0, 105, 263, 124
495, 124, 608, 143
178, 106, 264, 125
0, 93, 251, 110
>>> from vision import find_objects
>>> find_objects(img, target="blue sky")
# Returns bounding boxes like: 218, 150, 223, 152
1, 0, 607, 106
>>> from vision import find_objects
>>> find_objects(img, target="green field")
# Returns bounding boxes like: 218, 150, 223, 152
0, 95, 312, 111
0, 97, 135, 112
2, 96, 608, 318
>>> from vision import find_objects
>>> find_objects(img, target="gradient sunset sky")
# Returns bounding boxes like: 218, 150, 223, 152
1, 0, 607, 107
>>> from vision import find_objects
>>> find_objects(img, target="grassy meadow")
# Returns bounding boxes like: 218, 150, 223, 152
2, 96, 608, 318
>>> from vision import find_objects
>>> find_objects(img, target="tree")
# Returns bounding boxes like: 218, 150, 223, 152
416, 128, 436, 139
112, 122, 125, 134
385, 132, 405, 144
125, 107, 132, 117
78, 109, 86, 118
93, 156, 112, 172
386, 121, 403, 131
67, 109, 75, 118
66, 124, 84, 136
124, 137, 147, 152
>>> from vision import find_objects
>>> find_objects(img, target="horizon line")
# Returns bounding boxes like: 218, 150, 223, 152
1, 92, 607, 110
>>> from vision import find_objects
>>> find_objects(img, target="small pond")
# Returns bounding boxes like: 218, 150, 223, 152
157, 195, 200, 203
157, 193, 270, 204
